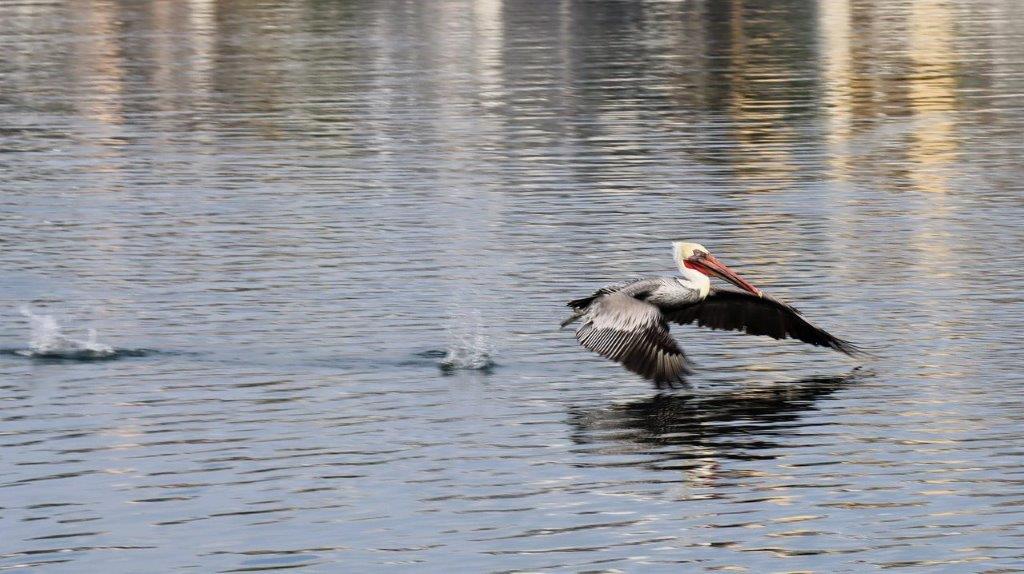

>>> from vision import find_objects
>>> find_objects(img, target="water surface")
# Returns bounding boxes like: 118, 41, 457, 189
2, 1, 1023, 571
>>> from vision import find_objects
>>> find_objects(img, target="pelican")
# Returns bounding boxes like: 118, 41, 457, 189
562, 242, 860, 387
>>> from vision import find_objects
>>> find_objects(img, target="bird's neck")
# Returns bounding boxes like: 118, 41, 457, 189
677, 266, 711, 299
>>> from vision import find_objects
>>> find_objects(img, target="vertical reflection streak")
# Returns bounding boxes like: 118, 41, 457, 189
906, 0, 958, 196
817, 0, 853, 180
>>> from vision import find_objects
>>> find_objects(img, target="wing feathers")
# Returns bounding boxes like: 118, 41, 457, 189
575, 293, 691, 386
666, 289, 861, 356
565, 284, 859, 386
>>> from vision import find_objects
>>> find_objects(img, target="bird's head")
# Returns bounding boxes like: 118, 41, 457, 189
672, 241, 709, 262
672, 241, 763, 297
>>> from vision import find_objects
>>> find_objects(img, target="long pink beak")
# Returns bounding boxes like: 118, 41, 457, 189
688, 254, 763, 297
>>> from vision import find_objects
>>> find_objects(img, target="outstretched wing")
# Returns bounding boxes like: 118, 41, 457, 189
665, 289, 861, 356
575, 293, 691, 386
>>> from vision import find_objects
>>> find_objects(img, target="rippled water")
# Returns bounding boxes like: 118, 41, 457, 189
2, 0, 1023, 571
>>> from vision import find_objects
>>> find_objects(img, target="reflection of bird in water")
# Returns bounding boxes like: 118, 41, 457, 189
562, 242, 861, 388
566, 374, 859, 482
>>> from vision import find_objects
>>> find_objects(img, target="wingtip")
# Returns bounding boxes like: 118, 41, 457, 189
653, 374, 691, 390
834, 338, 873, 359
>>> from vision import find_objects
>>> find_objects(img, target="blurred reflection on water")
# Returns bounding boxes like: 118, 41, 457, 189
1, 0, 1022, 571
568, 374, 857, 470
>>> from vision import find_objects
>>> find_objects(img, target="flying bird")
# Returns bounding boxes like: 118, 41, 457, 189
562, 242, 860, 388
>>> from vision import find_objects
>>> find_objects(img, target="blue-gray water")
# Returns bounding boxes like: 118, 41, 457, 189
2, 1, 1023, 571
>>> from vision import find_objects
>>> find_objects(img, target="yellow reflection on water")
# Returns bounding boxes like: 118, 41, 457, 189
67, 1, 124, 129
817, 0, 853, 178
818, 0, 959, 193
906, 0, 958, 195
902, 0, 958, 278
724, 0, 798, 193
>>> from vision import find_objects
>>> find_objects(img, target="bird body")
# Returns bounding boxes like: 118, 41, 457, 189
647, 275, 708, 306
563, 242, 860, 388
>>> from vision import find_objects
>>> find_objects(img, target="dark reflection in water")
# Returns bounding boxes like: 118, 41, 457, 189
569, 373, 858, 466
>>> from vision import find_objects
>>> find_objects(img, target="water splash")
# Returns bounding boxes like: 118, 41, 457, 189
440, 309, 495, 372
440, 333, 494, 372
16, 306, 116, 359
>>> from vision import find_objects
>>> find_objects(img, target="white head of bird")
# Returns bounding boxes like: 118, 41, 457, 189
672, 241, 709, 268
671, 241, 763, 298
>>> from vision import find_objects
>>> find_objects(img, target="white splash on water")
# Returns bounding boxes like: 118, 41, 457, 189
18, 306, 116, 358
441, 309, 494, 371
441, 332, 494, 371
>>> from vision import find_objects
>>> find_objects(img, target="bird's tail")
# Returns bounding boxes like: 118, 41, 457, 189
562, 294, 598, 328
560, 310, 584, 329
567, 294, 599, 310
